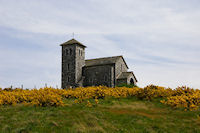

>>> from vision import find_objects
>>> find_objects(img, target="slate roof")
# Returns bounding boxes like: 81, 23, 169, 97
117, 72, 138, 82
85, 56, 128, 68
60, 39, 86, 48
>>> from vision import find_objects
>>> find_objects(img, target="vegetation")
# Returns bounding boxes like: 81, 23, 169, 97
0, 85, 200, 132
117, 83, 138, 88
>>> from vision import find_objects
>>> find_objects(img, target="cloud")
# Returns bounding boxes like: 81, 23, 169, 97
0, 0, 200, 88
0, 0, 200, 34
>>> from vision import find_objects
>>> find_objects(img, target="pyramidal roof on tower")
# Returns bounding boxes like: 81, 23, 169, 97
60, 38, 86, 48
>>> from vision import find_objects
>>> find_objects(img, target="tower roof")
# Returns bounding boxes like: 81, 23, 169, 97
60, 38, 86, 48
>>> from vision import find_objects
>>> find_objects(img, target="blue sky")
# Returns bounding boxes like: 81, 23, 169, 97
0, 0, 200, 89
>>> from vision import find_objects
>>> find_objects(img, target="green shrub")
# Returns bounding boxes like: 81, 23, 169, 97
117, 83, 137, 88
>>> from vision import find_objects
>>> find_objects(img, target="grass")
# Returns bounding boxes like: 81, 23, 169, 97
0, 97, 200, 133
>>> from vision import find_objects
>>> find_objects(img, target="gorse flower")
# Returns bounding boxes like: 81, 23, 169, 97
0, 85, 199, 110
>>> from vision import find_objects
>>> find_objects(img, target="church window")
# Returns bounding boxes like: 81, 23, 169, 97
67, 76, 70, 82
79, 49, 80, 56
81, 50, 82, 56
67, 63, 70, 70
69, 49, 72, 55
121, 64, 123, 71
65, 49, 69, 56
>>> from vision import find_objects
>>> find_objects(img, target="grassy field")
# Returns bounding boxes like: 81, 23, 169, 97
0, 97, 200, 133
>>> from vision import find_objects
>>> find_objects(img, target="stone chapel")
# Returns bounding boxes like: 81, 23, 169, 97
60, 38, 137, 88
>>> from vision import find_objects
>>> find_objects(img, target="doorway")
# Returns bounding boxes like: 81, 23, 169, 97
130, 78, 134, 84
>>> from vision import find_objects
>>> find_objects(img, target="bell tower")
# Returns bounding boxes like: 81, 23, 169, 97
60, 39, 86, 88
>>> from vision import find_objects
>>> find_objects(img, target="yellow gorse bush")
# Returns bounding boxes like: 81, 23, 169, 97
161, 86, 200, 111
0, 88, 64, 107
0, 85, 199, 110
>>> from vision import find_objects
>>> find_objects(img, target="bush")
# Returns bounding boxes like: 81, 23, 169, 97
0, 85, 199, 110
117, 83, 137, 88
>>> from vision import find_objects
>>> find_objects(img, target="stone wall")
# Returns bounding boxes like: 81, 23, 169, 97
116, 75, 137, 86
115, 58, 128, 78
75, 44, 85, 84
61, 45, 76, 88
83, 64, 114, 87
61, 44, 85, 88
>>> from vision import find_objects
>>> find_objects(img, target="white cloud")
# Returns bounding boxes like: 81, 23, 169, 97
0, 0, 200, 35
0, 0, 200, 88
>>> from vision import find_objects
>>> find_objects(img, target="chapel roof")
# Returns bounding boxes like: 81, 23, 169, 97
85, 56, 128, 68
117, 72, 138, 82
60, 38, 86, 48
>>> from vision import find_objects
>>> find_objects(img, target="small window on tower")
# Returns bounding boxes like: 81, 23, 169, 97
65, 49, 69, 56
67, 76, 70, 82
67, 63, 70, 70
69, 49, 72, 55
81, 50, 82, 56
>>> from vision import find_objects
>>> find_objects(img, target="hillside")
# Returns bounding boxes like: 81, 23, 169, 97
0, 86, 200, 132
0, 98, 200, 133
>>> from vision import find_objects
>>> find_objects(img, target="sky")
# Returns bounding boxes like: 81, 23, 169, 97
0, 0, 200, 89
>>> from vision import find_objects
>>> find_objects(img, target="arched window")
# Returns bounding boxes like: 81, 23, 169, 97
69, 49, 72, 55
67, 76, 70, 82
79, 49, 80, 56
67, 63, 70, 71
130, 78, 134, 84
81, 50, 82, 56
65, 49, 69, 56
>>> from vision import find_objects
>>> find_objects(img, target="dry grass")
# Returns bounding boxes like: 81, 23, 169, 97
109, 101, 149, 110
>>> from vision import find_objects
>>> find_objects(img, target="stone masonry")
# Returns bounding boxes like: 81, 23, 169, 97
60, 39, 137, 89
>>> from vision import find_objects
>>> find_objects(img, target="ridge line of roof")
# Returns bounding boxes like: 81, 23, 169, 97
85, 55, 129, 69
85, 55, 123, 61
